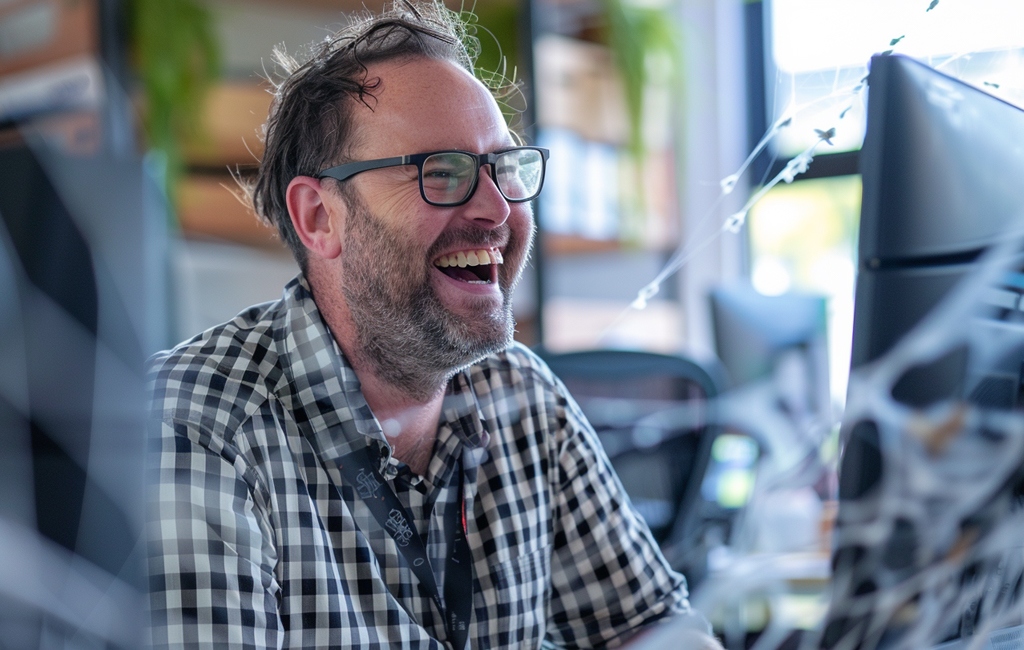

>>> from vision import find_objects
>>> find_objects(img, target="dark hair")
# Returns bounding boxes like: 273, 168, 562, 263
244, 1, 491, 270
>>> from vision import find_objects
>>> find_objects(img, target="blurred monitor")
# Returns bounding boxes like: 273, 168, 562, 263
823, 54, 1024, 650
848, 54, 1024, 407
710, 283, 831, 418
699, 433, 759, 511
0, 0, 162, 645
0, 124, 162, 647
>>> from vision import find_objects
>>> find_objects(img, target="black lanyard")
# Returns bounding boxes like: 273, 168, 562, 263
338, 444, 473, 650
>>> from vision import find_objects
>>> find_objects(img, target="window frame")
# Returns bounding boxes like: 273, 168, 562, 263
744, 0, 860, 185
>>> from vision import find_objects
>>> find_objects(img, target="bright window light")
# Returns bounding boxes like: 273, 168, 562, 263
748, 175, 861, 403
767, 0, 1024, 155
772, 0, 1024, 73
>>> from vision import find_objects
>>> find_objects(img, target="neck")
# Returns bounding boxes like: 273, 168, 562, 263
308, 269, 449, 475
356, 369, 445, 476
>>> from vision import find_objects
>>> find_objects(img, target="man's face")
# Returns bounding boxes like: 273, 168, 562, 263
330, 58, 535, 392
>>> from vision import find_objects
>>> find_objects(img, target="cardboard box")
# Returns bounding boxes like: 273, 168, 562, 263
185, 82, 274, 167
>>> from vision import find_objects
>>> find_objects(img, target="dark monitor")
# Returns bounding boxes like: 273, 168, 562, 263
822, 54, 1024, 650
849, 53, 1024, 405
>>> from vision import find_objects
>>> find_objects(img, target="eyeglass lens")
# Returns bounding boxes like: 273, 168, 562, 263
421, 149, 544, 205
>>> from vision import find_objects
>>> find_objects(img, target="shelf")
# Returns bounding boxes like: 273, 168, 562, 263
543, 232, 621, 255
534, 34, 627, 146
0, 0, 97, 78
177, 174, 284, 249
178, 81, 274, 247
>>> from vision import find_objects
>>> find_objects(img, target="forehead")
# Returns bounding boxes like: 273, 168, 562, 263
350, 57, 513, 157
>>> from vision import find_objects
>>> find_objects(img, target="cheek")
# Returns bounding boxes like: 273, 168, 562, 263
390, 189, 427, 219
508, 206, 536, 251
498, 207, 535, 287
375, 198, 438, 255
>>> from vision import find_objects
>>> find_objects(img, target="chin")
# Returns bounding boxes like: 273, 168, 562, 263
440, 307, 515, 364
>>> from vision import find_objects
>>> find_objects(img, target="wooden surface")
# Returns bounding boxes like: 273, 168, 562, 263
180, 81, 274, 246
543, 232, 621, 255
242, 0, 517, 11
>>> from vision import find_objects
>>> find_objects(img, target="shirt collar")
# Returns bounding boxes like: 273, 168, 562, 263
273, 275, 386, 468
272, 275, 491, 475
443, 371, 491, 451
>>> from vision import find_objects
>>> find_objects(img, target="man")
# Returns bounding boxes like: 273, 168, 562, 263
148, 2, 720, 648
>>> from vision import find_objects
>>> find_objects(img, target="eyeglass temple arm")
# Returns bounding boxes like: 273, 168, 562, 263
318, 155, 411, 182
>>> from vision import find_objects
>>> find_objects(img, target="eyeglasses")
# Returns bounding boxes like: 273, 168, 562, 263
317, 146, 549, 207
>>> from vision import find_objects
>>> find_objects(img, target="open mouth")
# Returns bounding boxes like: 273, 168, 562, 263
433, 248, 504, 284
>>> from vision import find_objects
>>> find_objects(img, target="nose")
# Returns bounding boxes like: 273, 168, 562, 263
461, 165, 510, 228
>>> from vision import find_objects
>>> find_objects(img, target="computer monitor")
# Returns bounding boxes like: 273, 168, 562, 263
710, 283, 830, 418
821, 54, 1024, 650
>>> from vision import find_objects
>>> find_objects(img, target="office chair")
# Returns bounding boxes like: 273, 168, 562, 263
534, 348, 721, 577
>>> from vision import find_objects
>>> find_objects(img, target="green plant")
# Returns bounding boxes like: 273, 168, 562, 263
599, 0, 682, 241
599, 0, 680, 161
126, 0, 220, 210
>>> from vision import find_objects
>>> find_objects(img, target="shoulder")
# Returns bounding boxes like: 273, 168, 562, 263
468, 342, 566, 397
464, 343, 583, 433
148, 300, 284, 436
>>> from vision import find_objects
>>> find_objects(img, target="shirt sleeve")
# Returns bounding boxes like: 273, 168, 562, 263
544, 388, 693, 649
147, 418, 283, 649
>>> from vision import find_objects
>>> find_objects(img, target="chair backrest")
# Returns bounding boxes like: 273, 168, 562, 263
534, 348, 720, 555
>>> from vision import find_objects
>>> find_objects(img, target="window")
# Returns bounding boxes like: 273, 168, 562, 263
746, 0, 1024, 403
747, 175, 859, 400
766, 0, 1024, 156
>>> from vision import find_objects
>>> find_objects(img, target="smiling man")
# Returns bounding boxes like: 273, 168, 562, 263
147, 2, 718, 649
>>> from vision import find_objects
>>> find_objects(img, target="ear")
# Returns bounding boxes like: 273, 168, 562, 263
286, 176, 344, 260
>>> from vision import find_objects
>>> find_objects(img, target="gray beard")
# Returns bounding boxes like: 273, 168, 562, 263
340, 197, 524, 401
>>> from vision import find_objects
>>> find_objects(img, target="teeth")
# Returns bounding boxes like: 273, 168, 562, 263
434, 248, 503, 268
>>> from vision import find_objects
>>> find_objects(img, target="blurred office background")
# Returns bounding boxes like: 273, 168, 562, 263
3, 0, 1024, 647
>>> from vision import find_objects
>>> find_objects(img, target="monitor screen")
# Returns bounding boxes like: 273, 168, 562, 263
821, 54, 1024, 650
850, 53, 1024, 376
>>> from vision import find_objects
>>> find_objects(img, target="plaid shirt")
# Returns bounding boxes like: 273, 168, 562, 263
147, 276, 692, 649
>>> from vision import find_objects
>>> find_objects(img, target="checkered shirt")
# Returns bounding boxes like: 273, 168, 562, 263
147, 275, 692, 649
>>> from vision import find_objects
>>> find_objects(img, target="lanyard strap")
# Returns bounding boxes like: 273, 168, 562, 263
338, 445, 472, 650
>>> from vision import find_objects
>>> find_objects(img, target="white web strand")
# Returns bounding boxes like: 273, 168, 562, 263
628, 126, 836, 312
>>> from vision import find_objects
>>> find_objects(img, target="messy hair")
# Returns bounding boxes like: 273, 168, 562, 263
241, 0, 518, 270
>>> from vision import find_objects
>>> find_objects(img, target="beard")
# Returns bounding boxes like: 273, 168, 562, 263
339, 192, 532, 400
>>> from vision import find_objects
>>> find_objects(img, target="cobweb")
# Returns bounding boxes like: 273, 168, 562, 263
630, 3, 1024, 649
675, 230, 1024, 650
0, 118, 167, 648
810, 232, 1024, 650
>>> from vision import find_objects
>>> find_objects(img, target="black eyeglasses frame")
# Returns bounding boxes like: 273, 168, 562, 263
316, 146, 550, 207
